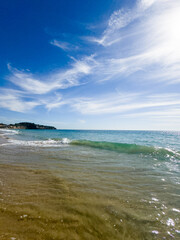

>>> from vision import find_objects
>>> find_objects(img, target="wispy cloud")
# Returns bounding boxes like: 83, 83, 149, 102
0, 88, 40, 112
7, 57, 94, 94
1, 55, 96, 113
42, 94, 66, 111
88, 0, 180, 84
89, 0, 157, 46
50, 39, 79, 51
71, 92, 180, 115
121, 107, 180, 119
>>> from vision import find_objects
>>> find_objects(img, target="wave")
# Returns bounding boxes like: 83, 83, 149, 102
3, 135, 180, 159
0, 129, 19, 136
7, 138, 70, 147
71, 140, 180, 158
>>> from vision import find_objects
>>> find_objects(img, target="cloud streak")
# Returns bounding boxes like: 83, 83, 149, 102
8, 57, 94, 94
71, 93, 180, 115
90, 0, 157, 46
88, 0, 180, 85
50, 39, 78, 51
0, 88, 40, 112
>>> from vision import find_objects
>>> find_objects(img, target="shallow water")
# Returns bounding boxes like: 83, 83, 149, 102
0, 129, 179, 239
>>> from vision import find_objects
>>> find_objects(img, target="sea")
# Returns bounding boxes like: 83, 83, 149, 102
0, 129, 179, 240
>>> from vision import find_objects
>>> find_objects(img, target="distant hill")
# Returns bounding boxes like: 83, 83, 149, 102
0, 122, 56, 130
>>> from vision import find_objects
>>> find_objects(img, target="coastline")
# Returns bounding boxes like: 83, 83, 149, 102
0, 122, 56, 130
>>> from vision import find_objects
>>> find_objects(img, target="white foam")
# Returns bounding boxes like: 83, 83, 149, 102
61, 138, 71, 144
172, 208, 180, 213
7, 138, 71, 147
0, 129, 19, 136
152, 197, 159, 202
164, 147, 180, 157
167, 231, 174, 238
166, 218, 175, 227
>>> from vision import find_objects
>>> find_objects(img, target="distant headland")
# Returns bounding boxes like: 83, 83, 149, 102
0, 122, 56, 130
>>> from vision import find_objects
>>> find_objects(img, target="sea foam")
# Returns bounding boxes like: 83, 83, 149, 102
0, 129, 19, 136
7, 138, 71, 147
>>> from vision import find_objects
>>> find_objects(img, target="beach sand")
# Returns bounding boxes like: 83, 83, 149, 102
0, 162, 150, 240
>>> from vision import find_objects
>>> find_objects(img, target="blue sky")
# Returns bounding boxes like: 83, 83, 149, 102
0, 0, 180, 130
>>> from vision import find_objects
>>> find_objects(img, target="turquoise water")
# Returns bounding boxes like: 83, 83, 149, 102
0, 129, 180, 239
9, 129, 180, 149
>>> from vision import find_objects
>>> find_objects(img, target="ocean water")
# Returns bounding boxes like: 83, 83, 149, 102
0, 129, 179, 239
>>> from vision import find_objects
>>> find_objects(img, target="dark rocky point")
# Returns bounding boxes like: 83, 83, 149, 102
0, 122, 56, 130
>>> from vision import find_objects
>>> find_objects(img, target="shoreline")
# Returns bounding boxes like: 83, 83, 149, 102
0, 131, 10, 145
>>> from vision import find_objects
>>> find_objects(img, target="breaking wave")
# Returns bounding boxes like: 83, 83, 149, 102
7, 138, 70, 147
2, 135, 180, 159
0, 129, 19, 136
71, 140, 180, 159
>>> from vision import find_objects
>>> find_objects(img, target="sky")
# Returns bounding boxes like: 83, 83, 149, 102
0, 0, 180, 130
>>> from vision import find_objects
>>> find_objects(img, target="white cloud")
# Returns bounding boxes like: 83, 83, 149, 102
91, 0, 158, 47
50, 39, 78, 51
8, 57, 94, 94
43, 94, 66, 111
88, 0, 180, 84
0, 88, 40, 113
45, 101, 65, 111
71, 92, 180, 115
1, 56, 95, 113
122, 108, 180, 119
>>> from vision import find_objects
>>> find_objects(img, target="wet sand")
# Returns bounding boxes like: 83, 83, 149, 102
0, 165, 153, 240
